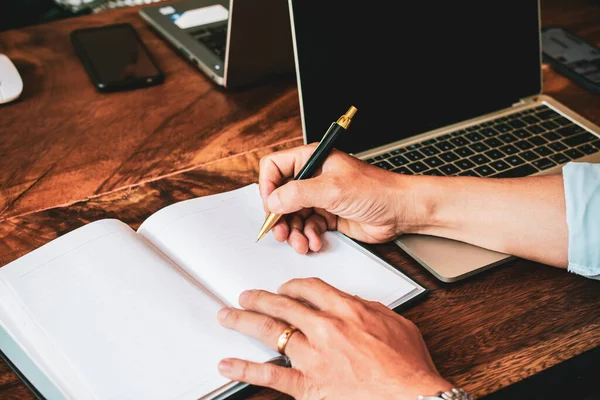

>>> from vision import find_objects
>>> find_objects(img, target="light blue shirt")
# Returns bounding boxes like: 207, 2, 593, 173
562, 162, 600, 280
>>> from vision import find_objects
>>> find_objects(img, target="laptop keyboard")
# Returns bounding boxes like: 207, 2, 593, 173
365, 104, 600, 178
190, 23, 227, 60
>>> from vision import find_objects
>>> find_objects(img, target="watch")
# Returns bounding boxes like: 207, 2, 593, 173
418, 388, 474, 400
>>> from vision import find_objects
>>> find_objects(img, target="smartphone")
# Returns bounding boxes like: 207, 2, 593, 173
71, 23, 164, 92
541, 26, 600, 94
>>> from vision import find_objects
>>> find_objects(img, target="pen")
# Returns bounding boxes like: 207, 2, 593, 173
256, 105, 357, 242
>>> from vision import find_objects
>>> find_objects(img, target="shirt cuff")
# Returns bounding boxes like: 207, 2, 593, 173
562, 162, 600, 280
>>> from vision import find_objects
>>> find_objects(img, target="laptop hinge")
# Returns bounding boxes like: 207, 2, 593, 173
513, 95, 539, 107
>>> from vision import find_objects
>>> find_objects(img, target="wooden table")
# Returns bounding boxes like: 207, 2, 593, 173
1, 1, 599, 399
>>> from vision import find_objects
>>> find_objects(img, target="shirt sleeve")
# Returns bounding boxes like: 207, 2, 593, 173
562, 162, 600, 280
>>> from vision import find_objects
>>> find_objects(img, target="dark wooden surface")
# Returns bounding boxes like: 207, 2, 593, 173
1, 0, 599, 399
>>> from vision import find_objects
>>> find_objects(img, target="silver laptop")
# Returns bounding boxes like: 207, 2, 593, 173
288, 0, 600, 282
139, 0, 294, 89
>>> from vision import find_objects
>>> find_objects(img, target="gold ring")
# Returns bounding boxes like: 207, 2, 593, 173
277, 325, 299, 355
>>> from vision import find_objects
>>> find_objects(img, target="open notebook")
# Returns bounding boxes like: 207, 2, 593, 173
0, 184, 426, 400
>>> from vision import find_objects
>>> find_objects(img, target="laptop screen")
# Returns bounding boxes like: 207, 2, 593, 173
290, 0, 542, 154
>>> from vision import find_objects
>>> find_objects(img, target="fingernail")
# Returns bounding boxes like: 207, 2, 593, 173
218, 360, 233, 373
217, 307, 230, 321
239, 290, 251, 304
267, 192, 281, 212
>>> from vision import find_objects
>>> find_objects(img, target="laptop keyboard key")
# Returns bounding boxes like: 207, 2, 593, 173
435, 141, 455, 152
515, 140, 534, 151
565, 148, 585, 160
406, 143, 422, 150
456, 159, 476, 170
529, 136, 548, 146
440, 151, 460, 163
490, 160, 511, 171
563, 132, 596, 147
391, 148, 406, 155
469, 142, 489, 153
424, 156, 444, 168
465, 132, 484, 142
505, 155, 525, 166
492, 164, 539, 178
450, 137, 470, 147
495, 123, 512, 133
593, 140, 600, 149
520, 150, 539, 161
470, 154, 491, 165
532, 158, 557, 170
480, 128, 498, 137
534, 146, 553, 156
535, 109, 559, 120
499, 133, 518, 143
374, 154, 387, 161
405, 150, 425, 161
543, 131, 561, 141
374, 160, 394, 170
474, 165, 495, 176
500, 144, 519, 155
458, 170, 480, 177
421, 146, 440, 156
454, 147, 474, 158
556, 124, 585, 137
527, 125, 546, 134
550, 153, 571, 164
549, 142, 567, 152
408, 161, 429, 173
393, 166, 412, 174
540, 121, 559, 130
508, 119, 526, 129
522, 115, 540, 124
389, 155, 410, 166
579, 144, 598, 155
485, 149, 505, 160
439, 164, 460, 175
554, 116, 573, 126
423, 168, 444, 176
484, 138, 503, 148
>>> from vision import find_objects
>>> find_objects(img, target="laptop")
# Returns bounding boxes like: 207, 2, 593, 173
288, 0, 600, 282
139, 0, 294, 89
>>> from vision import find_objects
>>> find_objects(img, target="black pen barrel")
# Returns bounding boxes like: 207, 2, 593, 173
294, 122, 345, 180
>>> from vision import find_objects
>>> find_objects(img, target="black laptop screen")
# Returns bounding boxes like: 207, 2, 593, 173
290, 0, 542, 154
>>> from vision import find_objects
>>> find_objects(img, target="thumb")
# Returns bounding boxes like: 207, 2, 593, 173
266, 178, 336, 214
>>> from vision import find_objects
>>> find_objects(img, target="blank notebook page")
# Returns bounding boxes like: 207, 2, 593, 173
0, 219, 275, 400
138, 184, 419, 308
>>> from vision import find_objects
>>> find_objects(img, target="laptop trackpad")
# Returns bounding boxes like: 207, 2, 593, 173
394, 234, 513, 282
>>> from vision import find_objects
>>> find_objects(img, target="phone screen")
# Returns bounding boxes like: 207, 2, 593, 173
542, 26, 600, 85
72, 24, 163, 89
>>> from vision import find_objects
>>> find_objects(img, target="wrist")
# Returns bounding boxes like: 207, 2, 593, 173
394, 175, 460, 236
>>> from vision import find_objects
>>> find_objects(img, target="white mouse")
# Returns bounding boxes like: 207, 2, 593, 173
0, 54, 24, 104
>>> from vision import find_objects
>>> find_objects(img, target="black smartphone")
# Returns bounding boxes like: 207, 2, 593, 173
71, 23, 164, 92
541, 26, 600, 94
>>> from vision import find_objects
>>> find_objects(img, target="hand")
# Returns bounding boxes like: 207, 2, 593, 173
217, 278, 452, 400
259, 144, 417, 254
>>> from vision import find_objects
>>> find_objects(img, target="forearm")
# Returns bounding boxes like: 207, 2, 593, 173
403, 174, 568, 268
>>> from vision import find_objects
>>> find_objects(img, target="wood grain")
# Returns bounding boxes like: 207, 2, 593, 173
0, 4, 301, 221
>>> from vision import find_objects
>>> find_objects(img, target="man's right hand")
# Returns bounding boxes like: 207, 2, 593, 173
258, 144, 420, 254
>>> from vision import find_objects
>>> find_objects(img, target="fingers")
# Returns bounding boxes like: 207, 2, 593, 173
266, 176, 340, 215
303, 213, 327, 252
217, 307, 308, 359
218, 358, 305, 398
258, 144, 318, 208
238, 289, 320, 333
278, 277, 351, 313
287, 214, 309, 254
